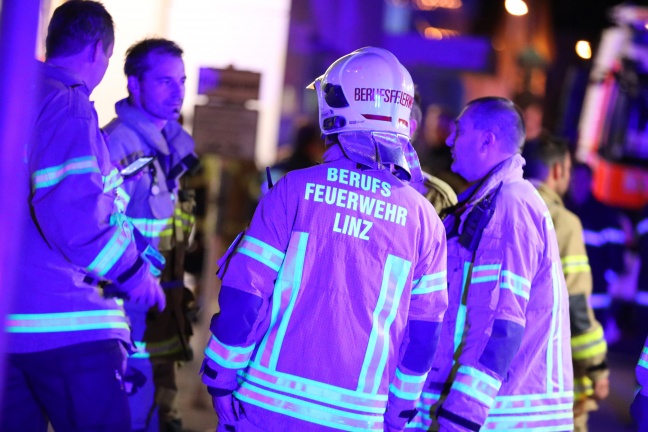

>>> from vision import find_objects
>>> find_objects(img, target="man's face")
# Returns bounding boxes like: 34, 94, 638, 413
133, 52, 186, 128
88, 41, 113, 92
445, 106, 483, 182
556, 153, 572, 197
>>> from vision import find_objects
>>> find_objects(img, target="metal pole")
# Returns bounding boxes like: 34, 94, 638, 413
0, 0, 41, 416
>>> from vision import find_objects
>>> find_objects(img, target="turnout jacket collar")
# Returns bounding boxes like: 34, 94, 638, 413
114, 98, 170, 156
40, 61, 89, 95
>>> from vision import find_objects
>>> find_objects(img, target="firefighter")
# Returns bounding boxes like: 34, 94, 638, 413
2, 3, 164, 431
522, 132, 609, 432
201, 46, 449, 431
104, 39, 198, 432
408, 98, 574, 431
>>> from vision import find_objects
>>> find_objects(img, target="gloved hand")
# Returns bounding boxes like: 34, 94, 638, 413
213, 393, 239, 431
127, 272, 166, 311
631, 391, 648, 432
104, 263, 166, 311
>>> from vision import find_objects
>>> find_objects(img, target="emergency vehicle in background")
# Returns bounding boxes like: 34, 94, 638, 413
577, 4, 648, 210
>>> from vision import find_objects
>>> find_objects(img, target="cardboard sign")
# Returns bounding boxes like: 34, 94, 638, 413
192, 104, 258, 159
198, 67, 261, 103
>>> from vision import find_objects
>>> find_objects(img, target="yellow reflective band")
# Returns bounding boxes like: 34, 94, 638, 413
562, 255, 590, 274
572, 326, 604, 347
563, 264, 591, 274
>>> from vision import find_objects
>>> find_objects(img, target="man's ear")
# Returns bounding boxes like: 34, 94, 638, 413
551, 161, 562, 182
481, 131, 496, 151
409, 118, 419, 139
90, 39, 103, 63
127, 75, 140, 97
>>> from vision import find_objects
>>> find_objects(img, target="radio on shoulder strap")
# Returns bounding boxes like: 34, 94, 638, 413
459, 182, 503, 252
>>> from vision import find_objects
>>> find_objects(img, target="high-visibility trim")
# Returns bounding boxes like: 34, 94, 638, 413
637, 345, 648, 370
454, 262, 470, 353
238, 235, 286, 272
451, 365, 501, 407
102, 168, 123, 193
127, 217, 172, 238
32, 156, 100, 190
500, 270, 531, 300
542, 211, 554, 231
389, 368, 427, 400
6, 310, 129, 333
130, 337, 184, 359
241, 362, 387, 413
583, 228, 626, 247
547, 262, 565, 392
471, 264, 501, 284
573, 376, 594, 399
561, 255, 591, 274
638, 219, 648, 236
114, 186, 130, 213
357, 254, 411, 394
256, 232, 307, 370
571, 326, 607, 360
482, 410, 573, 431
204, 335, 254, 369
87, 214, 133, 276
411, 270, 446, 295
235, 379, 384, 431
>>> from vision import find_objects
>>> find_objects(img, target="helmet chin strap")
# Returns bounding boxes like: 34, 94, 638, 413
336, 131, 417, 181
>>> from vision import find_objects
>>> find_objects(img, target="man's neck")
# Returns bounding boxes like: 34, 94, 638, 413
46, 56, 91, 91
127, 98, 167, 131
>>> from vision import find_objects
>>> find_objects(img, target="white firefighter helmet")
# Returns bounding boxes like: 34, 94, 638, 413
308, 47, 414, 137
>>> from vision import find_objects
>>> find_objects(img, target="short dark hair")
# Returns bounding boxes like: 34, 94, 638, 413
521, 131, 569, 181
124, 38, 184, 79
45, 1, 114, 59
466, 97, 526, 154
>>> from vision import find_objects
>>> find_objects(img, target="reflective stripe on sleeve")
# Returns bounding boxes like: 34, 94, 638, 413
500, 270, 531, 300
571, 326, 607, 360
451, 365, 501, 407
32, 156, 100, 190
127, 217, 172, 239
411, 270, 446, 295
237, 235, 286, 272
388, 368, 427, 400
102, 168, 123, 193
204, 335, 255, 369
6, 310, 129, 333
561, 255, 591, 274
86, 213, 134, 276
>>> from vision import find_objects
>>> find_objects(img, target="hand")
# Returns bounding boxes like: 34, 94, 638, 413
213, 394, 238, 431
592, 376, 609, 401
128, 274, 166, 311
573, 399, 587, 417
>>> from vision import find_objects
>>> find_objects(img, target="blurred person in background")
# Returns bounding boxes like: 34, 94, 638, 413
421, 104, 468, 195
408, 97, 573, 431
104, 38, 199, 432
261, 120, 326, 194
2, 2, 166, 431
406, 88, 457, 215
566, 163, 628, 344
522, 132, 609, 432
201, 46, 448, 432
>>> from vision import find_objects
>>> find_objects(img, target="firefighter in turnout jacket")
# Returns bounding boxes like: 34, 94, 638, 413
522, 133, 609, 432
